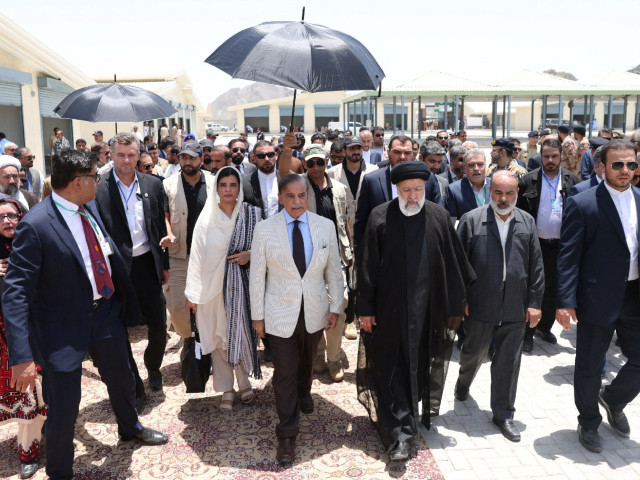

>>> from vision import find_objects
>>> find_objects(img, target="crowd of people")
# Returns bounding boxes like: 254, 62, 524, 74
0, 121, 639, 478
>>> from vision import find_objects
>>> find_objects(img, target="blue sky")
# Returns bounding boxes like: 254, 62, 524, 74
4, 0, 638, 105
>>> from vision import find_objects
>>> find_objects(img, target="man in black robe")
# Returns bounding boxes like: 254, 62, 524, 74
356, 162, 474, 460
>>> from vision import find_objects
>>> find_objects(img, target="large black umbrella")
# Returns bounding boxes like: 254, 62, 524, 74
205, 9, 384, 129
53, 82, 177, 123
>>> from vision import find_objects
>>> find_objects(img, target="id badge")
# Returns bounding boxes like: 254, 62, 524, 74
550, 197, 562, 214
100, 240, 114, 256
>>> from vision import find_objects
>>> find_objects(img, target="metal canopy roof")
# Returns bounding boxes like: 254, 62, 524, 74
342, 69, 640, 103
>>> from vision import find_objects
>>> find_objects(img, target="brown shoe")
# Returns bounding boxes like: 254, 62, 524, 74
344, 321, 358, 340
313, 355, 328, 374
328, 361, 344, 382
276, 437, 296, 463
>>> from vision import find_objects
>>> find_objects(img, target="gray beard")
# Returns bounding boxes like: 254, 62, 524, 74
0, 184, 18, 196
490, 196, 517, 216
398, 196, 425, 216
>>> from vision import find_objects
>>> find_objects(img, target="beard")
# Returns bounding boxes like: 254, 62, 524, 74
0, 183, 18, 196
398, 195, 425, 216
490, 196, 517, 216
232, 155, 244, 165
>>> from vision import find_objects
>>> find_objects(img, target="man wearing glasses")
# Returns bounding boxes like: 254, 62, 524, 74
557, 139, 640, 453
297, 146, 353, 382
14, 147, 42, 199
370, 126, 388, 161
359, 129, 382, 165
162, 141, 214, 343
228, 138, 257, 176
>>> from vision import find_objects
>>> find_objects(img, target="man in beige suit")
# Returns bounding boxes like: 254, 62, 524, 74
250, 174, 343, 464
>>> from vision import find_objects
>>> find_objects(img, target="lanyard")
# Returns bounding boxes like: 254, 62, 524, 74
53, 200, 102, 240
473, 185, 486, 206
117, 180, 137, 212
542, 172, 560, 197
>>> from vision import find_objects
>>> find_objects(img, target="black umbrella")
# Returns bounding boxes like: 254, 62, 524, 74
205, 8, 384, 130
53, 82, 177, 123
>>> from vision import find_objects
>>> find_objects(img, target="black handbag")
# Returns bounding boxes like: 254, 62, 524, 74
180, 311, 211, 393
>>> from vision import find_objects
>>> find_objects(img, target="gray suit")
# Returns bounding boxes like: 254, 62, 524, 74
455, 205, 544, 420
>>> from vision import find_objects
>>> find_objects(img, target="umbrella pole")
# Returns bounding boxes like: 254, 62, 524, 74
289, 89, 297, 133
114, 74, 118, 134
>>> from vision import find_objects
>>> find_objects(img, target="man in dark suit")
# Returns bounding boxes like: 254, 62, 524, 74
243, 140, 282, 219
4, 149, 167, 480
445, 149, 491, 222
359, 129, 382, 165
440, 145, 466, 184
516, 138, 580, 352
228, 138, 257, 176
94, 133, 170, 410
569, 145, 605, 197
580, 136, 610, 180
354, 134, 441, 253
455, 170, 544, 442
557, 139, 640, 453
419, 141, 448, 206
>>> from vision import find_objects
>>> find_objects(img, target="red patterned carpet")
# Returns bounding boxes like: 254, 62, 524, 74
0, 326, 444, 479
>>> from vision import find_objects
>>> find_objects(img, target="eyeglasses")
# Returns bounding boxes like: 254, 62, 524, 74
514, 148, 522, 152
437, 136, 448, 140
611, 161, 639, 171
21, 155, 35, 161
255, 152, 276, 159
76, 174, 101, 183
305, 158, 326, 168
142, 164, 153, 171
0, 213, 19, 221
400, 186, 425, 193
232, 147, 246, 154
374, 133, 385, 137
634, 175, 640, 180
203, 147, 213, 152
330, 154, 346, 160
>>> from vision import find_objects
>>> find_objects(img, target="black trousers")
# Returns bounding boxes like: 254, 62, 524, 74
457, 318, 526, 420
526, 239, 558, 339
128, 252, 167, 395
266, 306, 323, 439
43, 298, 142, 480
575, 280, 640, 429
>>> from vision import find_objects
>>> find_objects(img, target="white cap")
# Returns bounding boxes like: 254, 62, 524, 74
0, 155, 21, 171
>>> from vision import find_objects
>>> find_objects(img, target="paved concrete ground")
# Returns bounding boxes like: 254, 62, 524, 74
425, 324, 640, 480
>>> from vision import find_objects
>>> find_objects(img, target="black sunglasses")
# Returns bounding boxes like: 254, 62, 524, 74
374, 133, 384, 137
143, 164, 153, 171
203, 147, 213, 152
305, 158, 326, 168
255, 152, 276, 159
437, 136, 448, 140
611, 161, 639, 171
232, 147, 246, 154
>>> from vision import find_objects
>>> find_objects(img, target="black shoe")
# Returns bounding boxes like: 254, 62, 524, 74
577, 425, 602, 452
389, 441, 409, 460
148, 371, 163, 392
276, 437, 296, 463
454, 382, 469, 401
492, 417, 521, 442
599, 388, 630, 437
300, 395, 314, 414
523, 338, 533, 352
135, 393, 146, 415
488, 344, 495, 360
535, 329, 557, 344
20, 459, 38, 479
120, 426, 169, 445
263, 347, 273, 363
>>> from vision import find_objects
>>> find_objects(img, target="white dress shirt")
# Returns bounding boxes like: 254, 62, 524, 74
362, 150, 371, 164
495, 211, 514, 281
164, 163, 181, 178
388, 166, 398, 199
258, 170, 279, 218
113, 171, 150, 257
51, 192, 112, 300
604, 182, 639, 280
536, 171, 563, 239
284, 210, 313, 270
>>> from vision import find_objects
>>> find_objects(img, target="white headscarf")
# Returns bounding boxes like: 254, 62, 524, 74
185, 166, 244, 305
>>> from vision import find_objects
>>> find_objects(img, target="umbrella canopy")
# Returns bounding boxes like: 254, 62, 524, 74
205, 21, 385, 93
53, 83, 177, 122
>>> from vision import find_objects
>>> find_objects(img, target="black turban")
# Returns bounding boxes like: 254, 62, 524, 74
390, 161, 431, 184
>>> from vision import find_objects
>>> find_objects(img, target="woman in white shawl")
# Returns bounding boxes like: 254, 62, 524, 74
185, 166, 262, 412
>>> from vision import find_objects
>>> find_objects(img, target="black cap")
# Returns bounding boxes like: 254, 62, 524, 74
179, 141, 203, 157
558, 125, 570, 134
589, 137, 610, 148
573, 125, 586, 136
528, 130, 539, 137
147, 142, 158, 151
539, 129, 552, 136
199, 138, 215, 149
492, 138, 515, 151
343, 138, 363, 148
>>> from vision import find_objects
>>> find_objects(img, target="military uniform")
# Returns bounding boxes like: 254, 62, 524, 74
486, 160, 527, 178
561, 135, 580, 175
